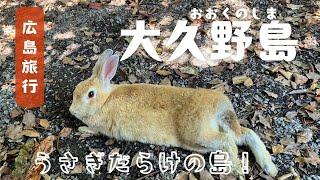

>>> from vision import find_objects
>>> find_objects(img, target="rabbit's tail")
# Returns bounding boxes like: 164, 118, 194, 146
236, 127, 278, 177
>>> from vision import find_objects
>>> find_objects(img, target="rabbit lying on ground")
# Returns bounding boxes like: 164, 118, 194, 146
69, 49, 278, 179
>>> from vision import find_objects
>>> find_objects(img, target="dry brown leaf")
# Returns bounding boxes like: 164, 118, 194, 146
268, 65, 280, 73
252, 42, 263, 57
306, 111, 320, 121
244, 78, 254, 87
304, 104, 316, 112
161, 0, 169, 7
287, 4, 304, 10
290, 167, 300, 179
25, 136, 56, 180
232, 75, 248, 85
130, 152, 140, 167
92, 44, 100, 54
179, 67, 199, 76
81, 63, 91, 70
62, 57, 76, 65
264, 90, 279, 98
174, 69, 189, 79
6, 124, 23, 140
299, 32, 318, 49
156, 69, 172, 76
279, 69, 293, 80
307, 150, 320, 166
105, 38, 113, 43
0, 165, 11, 176
174, 0, 182, 5
211, 65, 225, 74
84, 31, 93, 37
259, 116, 272, 129
22, 111, 36, 129
159, 16, 174, 26
278, 173, 293, 180
219, 174, 237, 180
22, 129, 40, 138
288, 89, 311, 95
199, 169, 214, 180
39, 119, 50, 129
208, 78, 223, 85
251, 111, 271, 128
263, 129, 275, 142
306, 72, 320, 81
105, 139, 115, 146
315, 89, 320, 103
280, 137, 295, 145
293, 73, 308, 85
59, 127, 72, 138
1, 175, 14, 180
174, 171, 189, 180
284, 17, 301, 25
53, 31, 75, 40
286, 111, 298, 120
315, 63, 320, 73
275, 75, 291, 86
70, 163, 83, 174
4, 150, 20, 161
128, 74, 137, 83
109, 148, 120, 156
90, 54, 99, 61
295, 150, 320, 166
297, 129, 313, 144
250, 111, 260, 127
272, 144, 284, 154
160, 77, 171, 85
283, 143, 301, 156
88, 3, 102, 9
309, 82, 318, 91
189, 173, 197, 180
10, 107, 24, 118
41, 173, 51, 180
0, 136, 4, 151
109, 0, 126, 6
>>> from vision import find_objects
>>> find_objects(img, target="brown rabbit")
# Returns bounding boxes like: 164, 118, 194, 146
69, 49, 278, 179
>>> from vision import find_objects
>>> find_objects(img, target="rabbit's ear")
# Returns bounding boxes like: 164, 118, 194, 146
100, 54, 119, 89
92, 49, 113, 77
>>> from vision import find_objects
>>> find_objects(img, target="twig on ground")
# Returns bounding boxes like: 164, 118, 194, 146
136, 171, 160, 180
287, 89, 312, 95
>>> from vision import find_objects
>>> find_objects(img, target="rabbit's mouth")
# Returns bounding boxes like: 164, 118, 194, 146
71, 113, 89, 121
69, 107, 84, 120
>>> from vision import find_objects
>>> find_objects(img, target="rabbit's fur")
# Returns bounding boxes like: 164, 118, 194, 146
70, 49, 278, 179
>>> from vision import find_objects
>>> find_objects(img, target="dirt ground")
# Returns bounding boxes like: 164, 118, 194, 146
0, 0, 319, 179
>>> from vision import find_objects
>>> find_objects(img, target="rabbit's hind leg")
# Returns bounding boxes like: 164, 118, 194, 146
237, 127, 278, 177
197, 130, 245, 179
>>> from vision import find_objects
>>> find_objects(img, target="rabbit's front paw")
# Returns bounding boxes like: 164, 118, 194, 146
232, 165, 245, 180
263, 162, 278, 177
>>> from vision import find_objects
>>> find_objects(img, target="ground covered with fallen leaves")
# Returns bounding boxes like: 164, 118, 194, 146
0, 0, 320, 179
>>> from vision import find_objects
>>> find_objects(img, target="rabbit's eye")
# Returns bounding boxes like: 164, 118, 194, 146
88, 91, 94, 98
